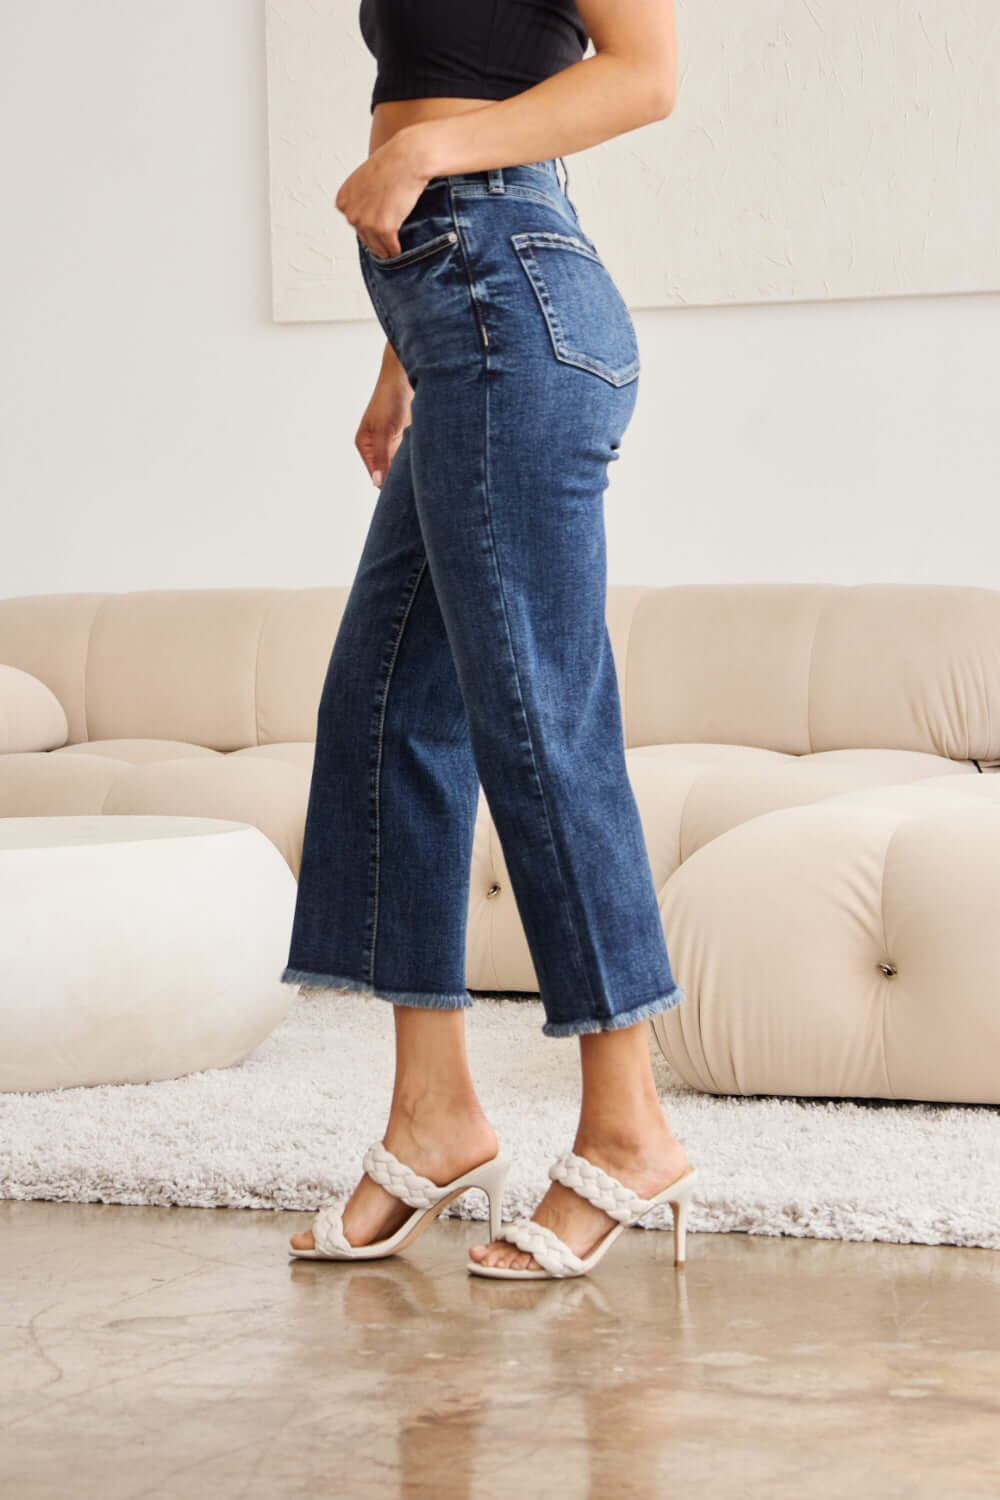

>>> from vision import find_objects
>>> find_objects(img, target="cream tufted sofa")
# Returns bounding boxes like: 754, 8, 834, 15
2, 584, 999, 1104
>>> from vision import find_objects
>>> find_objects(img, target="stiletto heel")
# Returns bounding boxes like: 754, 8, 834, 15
669, 1172, 697, 1267
469, 1151, 512, 1239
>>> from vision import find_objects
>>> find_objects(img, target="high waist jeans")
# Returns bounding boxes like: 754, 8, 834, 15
280, 155, 686, 1037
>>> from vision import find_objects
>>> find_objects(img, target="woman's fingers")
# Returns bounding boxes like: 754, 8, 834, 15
356, 377, 412, 486
356, 426, 399, 487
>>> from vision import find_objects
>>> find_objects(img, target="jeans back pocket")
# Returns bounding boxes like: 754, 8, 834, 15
510, 231, 640, 388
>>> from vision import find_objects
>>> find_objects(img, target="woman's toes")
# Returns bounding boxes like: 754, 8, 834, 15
470, 1242, 542, 1271
468, 1239, 542, 1271
290, 1231, 315, 1251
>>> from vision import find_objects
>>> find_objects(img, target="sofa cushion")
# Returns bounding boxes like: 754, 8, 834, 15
0, 751, 128, 816
0, 743, 310, 873
226, 742, 316, 769
651, 774, 1000, 1103
623, 742, 976, 876
53, 738, 222, 765
625, 583, 1000, 761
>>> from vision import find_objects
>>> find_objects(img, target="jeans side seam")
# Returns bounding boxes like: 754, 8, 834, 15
449, 185, 491, 356
366, 556, 429, 985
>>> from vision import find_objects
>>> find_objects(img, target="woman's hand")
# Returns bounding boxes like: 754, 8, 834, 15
336, 130, 431, 261
356, 356, 412, 488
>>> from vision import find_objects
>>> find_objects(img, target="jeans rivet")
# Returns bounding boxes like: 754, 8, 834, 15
486, 882, 501, 898
878, 961, 897, 977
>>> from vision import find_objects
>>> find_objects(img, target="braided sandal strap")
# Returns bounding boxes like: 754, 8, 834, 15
497, 1217, 588, 1278
548, 1149, 658, 1226
311, 1198, 354, 1256
361, 1140, 447, 1210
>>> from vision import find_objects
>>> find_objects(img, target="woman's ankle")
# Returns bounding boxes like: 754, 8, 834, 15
383, 1109, 499, 1173
389, 1080, 489, 1123
385, 1089, 497, 1157
573, 1105, 681, 1158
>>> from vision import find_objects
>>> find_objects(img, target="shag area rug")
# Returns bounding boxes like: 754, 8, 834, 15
2, 989, 999, 1250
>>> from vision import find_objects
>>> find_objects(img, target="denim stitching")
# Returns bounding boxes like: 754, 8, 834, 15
450, 184, 570, 214
426, 161, 558, 190
361, 229, 458, 272
449, 186, 492, 354
511, 237, 640, 388
366, 558, 429, 984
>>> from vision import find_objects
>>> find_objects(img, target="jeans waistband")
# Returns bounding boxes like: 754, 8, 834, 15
424, 157, 569, 194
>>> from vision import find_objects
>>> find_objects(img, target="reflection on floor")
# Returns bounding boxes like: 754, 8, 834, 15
3, 1201, 999, 1498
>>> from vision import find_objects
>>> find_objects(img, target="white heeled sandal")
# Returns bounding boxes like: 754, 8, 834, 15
467, 1148, 698, 1280
289, 1139, 512, 1261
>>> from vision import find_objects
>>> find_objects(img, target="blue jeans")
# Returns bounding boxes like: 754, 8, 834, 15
280, 156, 686, 1037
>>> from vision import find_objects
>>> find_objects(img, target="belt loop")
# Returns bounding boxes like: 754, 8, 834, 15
487, 167, 505, 193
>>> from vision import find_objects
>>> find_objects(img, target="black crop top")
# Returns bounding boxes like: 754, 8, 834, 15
359, 0, 588, 115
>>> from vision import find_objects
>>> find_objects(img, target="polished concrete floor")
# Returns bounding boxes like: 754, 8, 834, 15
2, 1199, 998, 1499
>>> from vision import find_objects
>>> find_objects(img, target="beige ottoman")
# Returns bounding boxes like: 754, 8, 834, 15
0, 815, 296, 1092
651, 775, 1000, 1105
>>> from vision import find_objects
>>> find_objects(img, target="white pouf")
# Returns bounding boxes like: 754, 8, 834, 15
0, 815, 296, 1092
650, 775, 1000, 1105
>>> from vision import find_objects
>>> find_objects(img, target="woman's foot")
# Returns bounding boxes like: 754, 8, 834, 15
467, 1124, 689, 1272
290, 1107, 500, 1253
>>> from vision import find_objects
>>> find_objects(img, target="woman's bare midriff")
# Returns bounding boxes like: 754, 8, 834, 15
368, 97, 497, 158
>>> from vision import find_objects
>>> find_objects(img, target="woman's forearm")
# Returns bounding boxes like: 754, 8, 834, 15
402, 53, 672, 183
380, 337, 410, 387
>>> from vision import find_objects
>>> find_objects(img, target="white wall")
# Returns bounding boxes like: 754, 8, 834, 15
2, 0, 997, 602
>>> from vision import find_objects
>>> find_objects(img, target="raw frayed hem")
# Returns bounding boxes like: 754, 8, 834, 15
540, 983, 687, 1038
280, 966, 473, 1010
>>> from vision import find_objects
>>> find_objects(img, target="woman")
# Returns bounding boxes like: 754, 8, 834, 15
282, 0, 697, 1279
